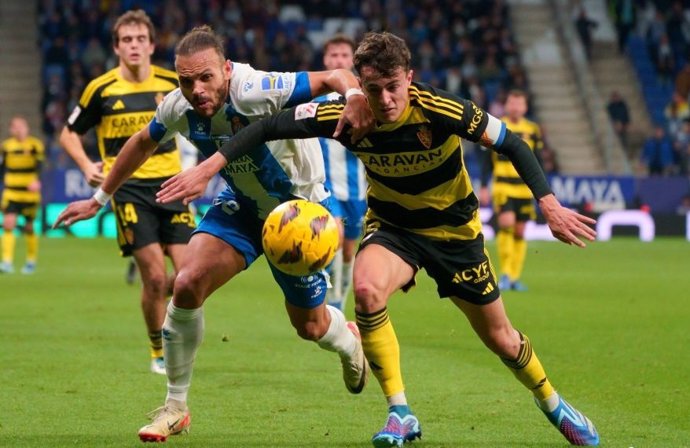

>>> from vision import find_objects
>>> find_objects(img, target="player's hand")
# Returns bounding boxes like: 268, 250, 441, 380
539, 194, 597, 247
83, 161, 105, 187
334, 93, 375, 144
157, 165, 212, 205
53, 198, 102, 228
27, 180, 41, 193
478, 187, 490, 207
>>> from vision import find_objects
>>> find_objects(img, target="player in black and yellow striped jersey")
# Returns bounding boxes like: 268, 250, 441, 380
166, 32, 601, 447
59, 10, 195, 375
480, 90, 543, 292
0, 116, 44, 274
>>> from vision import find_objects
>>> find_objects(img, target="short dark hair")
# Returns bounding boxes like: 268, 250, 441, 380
323, 34, 356, 54
354, 32, 410, 77
112, 10, 155, 45
175, 25, 225, 61
507, 89, 528, 99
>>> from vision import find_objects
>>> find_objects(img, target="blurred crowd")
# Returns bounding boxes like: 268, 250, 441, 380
38, 0, 538, 176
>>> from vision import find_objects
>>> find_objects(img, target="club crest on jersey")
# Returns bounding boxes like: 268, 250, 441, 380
417, 125, 432, 149
278, 202, 301, 232
261, 75, 284, 90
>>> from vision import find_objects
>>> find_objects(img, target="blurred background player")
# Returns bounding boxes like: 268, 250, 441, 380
0, 115, 45, 274
316, 34, 367, 311
58, 10, 195, 374
480, 89, 543, 292
125, 133, 198, 285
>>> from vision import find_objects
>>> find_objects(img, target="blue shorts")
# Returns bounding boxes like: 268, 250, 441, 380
330, 199, 367, 240
195, 189, 332, 309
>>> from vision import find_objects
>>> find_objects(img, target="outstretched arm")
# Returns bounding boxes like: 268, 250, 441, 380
307, 68, 374, 142
54, 127, 158, 227
156, 105, 330, 205
496, 131, 596, 247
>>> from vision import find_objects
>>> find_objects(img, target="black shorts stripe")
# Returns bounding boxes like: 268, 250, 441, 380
368, 193, 477, 229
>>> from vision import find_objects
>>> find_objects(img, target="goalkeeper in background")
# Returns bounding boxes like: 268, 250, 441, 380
480, 89, 543, 292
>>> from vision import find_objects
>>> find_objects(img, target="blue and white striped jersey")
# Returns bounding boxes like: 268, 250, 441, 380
315, 92, 367, 202
148, 63, 328, 218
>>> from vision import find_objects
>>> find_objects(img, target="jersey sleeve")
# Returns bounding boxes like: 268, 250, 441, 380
430, 91, 507, 149
148, 91, 185, 144
235, 70, 312, 116
66, 79, 103, 134
219, 99, 343, 161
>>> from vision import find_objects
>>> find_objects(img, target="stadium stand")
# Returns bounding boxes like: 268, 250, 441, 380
34, 0, 530, 179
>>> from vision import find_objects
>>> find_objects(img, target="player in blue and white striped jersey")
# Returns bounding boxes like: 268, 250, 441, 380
315, 35, 368, 312
55, 25, 375, 442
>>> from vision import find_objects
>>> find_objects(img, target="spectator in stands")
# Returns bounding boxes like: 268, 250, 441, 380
653, 34, 675, 85
675, 63, 690, 100
606, 90, 631, 155
641, 125, 675, 175
672, 118, 690, 176
664, 91, 690, 137
574, 7, 598, 60
613, 0, 636, 53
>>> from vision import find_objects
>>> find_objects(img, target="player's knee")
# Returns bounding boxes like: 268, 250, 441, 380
353, 281, 386, 313
172, 269, 206, 307
293, 320, 324, 341
485, 327, 521, 358
142, 271, 168, 297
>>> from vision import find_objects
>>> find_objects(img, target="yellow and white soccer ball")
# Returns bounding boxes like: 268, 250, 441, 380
262, 199, 339, 276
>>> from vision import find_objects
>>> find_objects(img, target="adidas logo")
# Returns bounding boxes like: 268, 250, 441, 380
482, 282, 495, 295
356, 138, 373, 148
112, 99, 125, 110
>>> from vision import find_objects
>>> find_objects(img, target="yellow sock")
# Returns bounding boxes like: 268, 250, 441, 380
25, 233, 38, 263
149, 330, 163, 358
511, 236, 527, 280
2, 231, 16, 264
356, 308, 404, 397
501, 331, 555, 400
496, 228, 514, 279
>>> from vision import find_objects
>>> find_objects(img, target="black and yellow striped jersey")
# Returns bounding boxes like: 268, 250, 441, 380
490, 117, 543, 199
277, 82, 498, 241
0, 135, 45, 203
66, 65, 181, 184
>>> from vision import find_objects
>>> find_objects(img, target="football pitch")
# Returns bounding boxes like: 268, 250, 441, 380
2, 237, 689, 447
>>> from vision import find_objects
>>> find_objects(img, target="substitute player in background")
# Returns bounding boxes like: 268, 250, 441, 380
0, 116, 44, 274
160, 31, 600, 447
480, 89, 543, 292
59, 10, 195, 375
316, 34, 367, 311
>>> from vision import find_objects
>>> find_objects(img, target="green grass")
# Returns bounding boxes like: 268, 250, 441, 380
1, 237, 689, 447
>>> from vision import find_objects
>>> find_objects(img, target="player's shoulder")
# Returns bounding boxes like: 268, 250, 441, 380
409, 82, 466, 119
157, 89, 192, 122
27, 136, 44, 149
151, 65, 178, 84
80, 68, 119, 104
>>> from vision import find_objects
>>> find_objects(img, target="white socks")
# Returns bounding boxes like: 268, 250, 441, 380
326, 250, 354, 311
164, 302, 205, 404
317, 305, 357, 358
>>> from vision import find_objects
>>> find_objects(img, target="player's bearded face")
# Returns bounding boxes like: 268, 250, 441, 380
360, 66, 412, 123
176, 48, 232, 117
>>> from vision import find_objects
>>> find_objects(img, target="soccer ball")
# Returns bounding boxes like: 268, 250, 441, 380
262, 199, 339, 276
